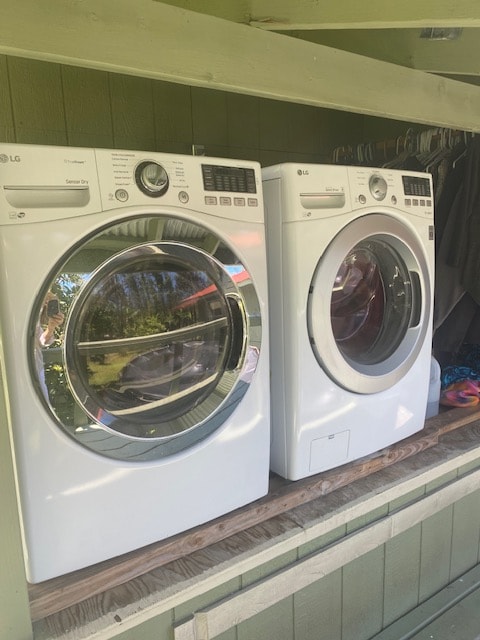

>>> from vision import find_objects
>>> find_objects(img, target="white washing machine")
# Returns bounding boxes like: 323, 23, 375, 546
0, 143, 270, 583
262, 163, 434, 481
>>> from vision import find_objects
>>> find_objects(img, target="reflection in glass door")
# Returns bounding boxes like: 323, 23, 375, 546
308, 214, 431, 394
30, 215, 262, 461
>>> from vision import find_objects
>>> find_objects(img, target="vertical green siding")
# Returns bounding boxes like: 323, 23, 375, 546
8, 57, 67, 145
62, 66, 114, 149
259, 98, 292, 153
450, 491, 480, 580
191, 86, 229, 152
227, 92, 260, 155
383, 525, 421, 626
419, 506, 454, 602
342, 546, 385, 640
238, 599, 295, 640
153, 81, 193, 154
110, 74, 156, 151
294, 570, 342, 640
0, 55, 15, 142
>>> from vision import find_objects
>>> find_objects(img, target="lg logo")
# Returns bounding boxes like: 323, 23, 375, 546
297, 169, 309, 175
0, 154, 20, 163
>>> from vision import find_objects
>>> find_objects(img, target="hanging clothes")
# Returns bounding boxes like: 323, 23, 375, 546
433, 136, 480, 368
447, 136, 480, 304
433, 152, 468, 332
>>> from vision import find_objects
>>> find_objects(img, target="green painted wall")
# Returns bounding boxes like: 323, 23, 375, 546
0, 54, 367, 162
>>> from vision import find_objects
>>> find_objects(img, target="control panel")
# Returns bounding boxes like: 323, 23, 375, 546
349, 167, 434, 217
0, 145, 263, 224
94, 150, 262, 219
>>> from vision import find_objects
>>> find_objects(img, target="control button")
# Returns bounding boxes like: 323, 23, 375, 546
178, 191, 189, 204
420, 199, 425, 206
405, 199, 411, 206
135, 161, 169, 197
220, 196, 232, 206
234, 197, 245, 206
247, 198, 258, 207
412, 199, 419, 206
391, 195, 397, 205
115, 188, 129, 202
205, 196, 217, 205
358, 194, 367, 204
369, 174, 387, 201
427, 200, 432, 207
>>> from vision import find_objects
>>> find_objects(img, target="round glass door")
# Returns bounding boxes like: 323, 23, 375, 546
30, 215, 262, 460
308, 213, 432, 394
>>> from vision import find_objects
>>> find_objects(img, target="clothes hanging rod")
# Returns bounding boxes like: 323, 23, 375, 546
332, 127, 474, 164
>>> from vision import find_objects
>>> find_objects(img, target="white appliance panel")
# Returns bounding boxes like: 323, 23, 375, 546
263, 162, 434, 480
0, 143, 270, 582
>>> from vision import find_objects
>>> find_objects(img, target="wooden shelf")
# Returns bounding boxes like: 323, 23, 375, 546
30, 406, 480, 625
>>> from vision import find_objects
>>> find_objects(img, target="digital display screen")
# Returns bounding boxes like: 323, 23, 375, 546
402, 175, 431, 197
202, 164, 257, 194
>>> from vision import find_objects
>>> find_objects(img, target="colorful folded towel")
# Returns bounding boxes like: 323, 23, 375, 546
440, 379, 480, 407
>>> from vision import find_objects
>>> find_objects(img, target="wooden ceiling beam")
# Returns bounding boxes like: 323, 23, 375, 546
1, 1, 480, 130
249, 0, 480, 30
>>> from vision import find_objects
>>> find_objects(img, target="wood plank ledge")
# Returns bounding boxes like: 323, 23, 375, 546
29, 406, 480, 622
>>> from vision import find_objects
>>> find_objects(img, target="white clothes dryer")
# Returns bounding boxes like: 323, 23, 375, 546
0, 143, 270, 582
262, 163, 434, 480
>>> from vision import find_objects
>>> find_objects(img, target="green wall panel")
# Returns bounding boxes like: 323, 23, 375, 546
383, 525, 421, 627
0, 55, 14, 142
259, 98, 291, 152
62, 65, 113, 149
110, 73, 156, 151
153, 80, 193, 154
237, 598, 294, 640
294, 570, 342, 640
8, 57, 67, 145
191, 86, 228, 149
227, 92, 260, 153
450, 490, 480, 581
419, 506, 454, 602
342, 546, 385, 640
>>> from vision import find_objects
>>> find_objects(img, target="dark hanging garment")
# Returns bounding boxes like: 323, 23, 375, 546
434, 153, 466, 251
433, 136, 480, 366
447, 136, 480, 303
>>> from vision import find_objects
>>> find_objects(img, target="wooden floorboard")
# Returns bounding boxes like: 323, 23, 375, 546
29, 406, 480, 622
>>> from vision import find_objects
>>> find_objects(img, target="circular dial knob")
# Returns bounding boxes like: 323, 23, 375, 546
369, 174, 387, 201
135, 161, 169, 197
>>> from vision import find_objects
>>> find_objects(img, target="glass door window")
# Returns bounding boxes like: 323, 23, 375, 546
30, 215, 262, 460
331, 239, 415, 366
308, 214, 431, 394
